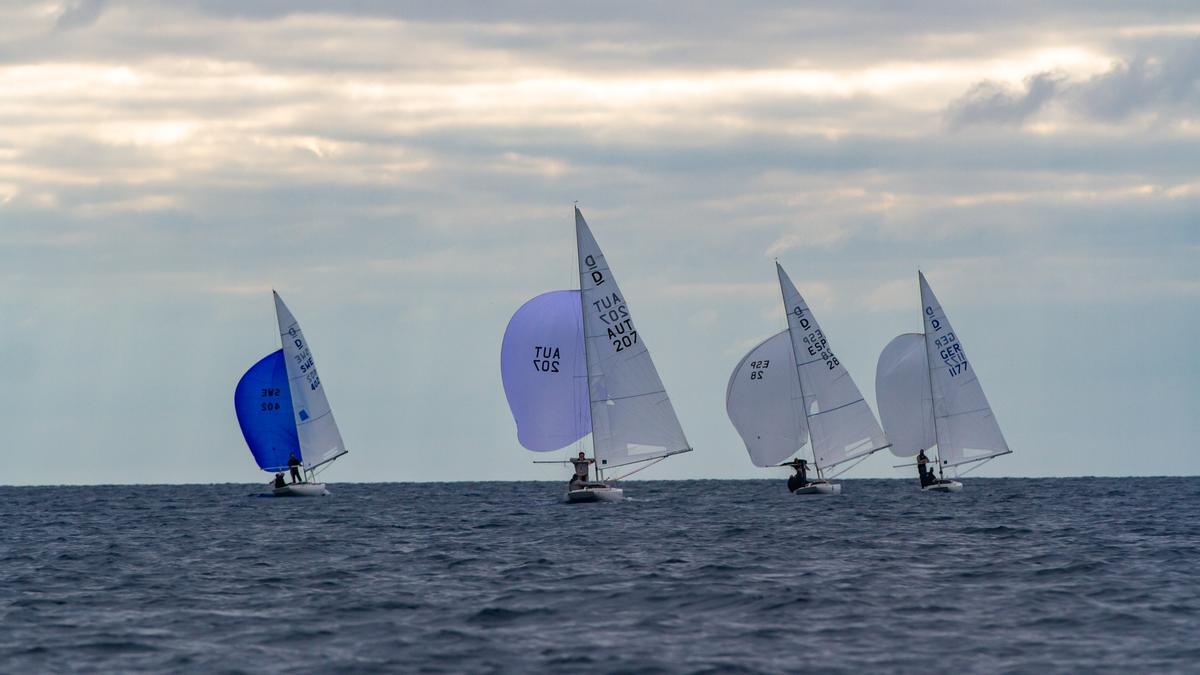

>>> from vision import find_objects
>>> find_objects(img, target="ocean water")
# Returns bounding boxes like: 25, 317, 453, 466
2, 477, 1198, 673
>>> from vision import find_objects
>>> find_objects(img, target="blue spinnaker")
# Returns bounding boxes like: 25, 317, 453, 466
235, 350, 301, 472
500, 290, 591, 452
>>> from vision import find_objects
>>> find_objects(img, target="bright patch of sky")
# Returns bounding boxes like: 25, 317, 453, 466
1, 1, 1197, 484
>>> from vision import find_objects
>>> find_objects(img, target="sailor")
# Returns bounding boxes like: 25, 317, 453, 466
783, 458, 809, 492
917, 449, 931, 487
287, 453, 303, 484
569, 451, 593, 489
273, 472, 287, 489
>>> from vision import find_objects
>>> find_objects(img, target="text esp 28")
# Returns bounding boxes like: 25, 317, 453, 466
748, 359, 769, 380
288, 325, 322, 391
925, 305, 969, 378
584, 254, 639, 354
793, 305, 840, 370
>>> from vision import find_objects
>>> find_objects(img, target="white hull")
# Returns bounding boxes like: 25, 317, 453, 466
922, 479, 962, 493
566, 483, 625, 503
272, 482, 329, 497
791, 480, 841, 495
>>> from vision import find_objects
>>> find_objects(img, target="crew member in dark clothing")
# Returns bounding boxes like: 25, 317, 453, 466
917, 449, 932, 487
273, 472, 287, 489
782, 458, 809, 492
569, 451, 593, 490
288, 453, 303, 484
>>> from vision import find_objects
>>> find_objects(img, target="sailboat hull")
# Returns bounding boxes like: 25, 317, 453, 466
565, 485, 625, 503
791, 480, 841, 495
922, 480, 962, 493
272, 482, 329, 497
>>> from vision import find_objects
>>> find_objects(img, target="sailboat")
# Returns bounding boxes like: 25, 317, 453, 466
875, 272, 1011, 492
500, 207, 693, 502
234, 291, 348, 497
727, 263, 891, 495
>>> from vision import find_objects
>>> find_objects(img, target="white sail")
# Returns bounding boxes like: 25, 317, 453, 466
274, 291, 347, 469
919, 272, 1010, 468
575, 207, 690, 470
777, 264, 889, 469
726, 330, 808, 467
876, 333, 936, 458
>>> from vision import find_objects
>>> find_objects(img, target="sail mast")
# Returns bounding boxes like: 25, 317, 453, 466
573, 205, 599, 480
918, 271, 945, 477
776, 262, 821, 476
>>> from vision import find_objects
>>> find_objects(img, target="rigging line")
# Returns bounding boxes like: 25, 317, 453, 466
828, 452, 872, 479
806, 398, 866, 418
609, 456, 668, 482
956, 454, 998, 477
589, 390, 667, 404
599, 447, 693, 471
936, 407, 993, 419
824, 443, 892, 470
942, 450, 1013, 469
296, 409, 333, 426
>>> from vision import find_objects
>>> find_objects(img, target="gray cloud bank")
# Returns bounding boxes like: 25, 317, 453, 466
946, 40, 1200, 127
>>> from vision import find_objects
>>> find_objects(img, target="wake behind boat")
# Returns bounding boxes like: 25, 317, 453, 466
501, 207, 693, 502
234, 291, 348, 497
727, 263, 890, 495
876, 272, 1012, 491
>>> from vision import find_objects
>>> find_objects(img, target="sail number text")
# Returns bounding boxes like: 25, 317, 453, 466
926, 306, 969, 377
793, 306, 840, 370
748, 359, 770, 380
532, 345, 561, 373
592, 291, 638, 353
259, 387, 283, 412
288, 327, 322, 390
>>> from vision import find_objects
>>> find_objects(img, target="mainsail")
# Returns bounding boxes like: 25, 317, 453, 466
273, 292, 347, 469
918, 272, 1009, 467
574, 208, 691, 469
776, 264, 889, 468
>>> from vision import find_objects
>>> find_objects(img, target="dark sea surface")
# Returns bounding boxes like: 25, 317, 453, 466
2, 478, 1198, 673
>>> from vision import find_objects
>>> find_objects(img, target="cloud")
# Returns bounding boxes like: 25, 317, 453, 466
944, 72, 1063, 128
945, 39, 1200, 128
1072, 41, 1200, 121
55, 0, 108, 31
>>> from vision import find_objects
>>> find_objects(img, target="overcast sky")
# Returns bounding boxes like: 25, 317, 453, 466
2, 1, 1197, 485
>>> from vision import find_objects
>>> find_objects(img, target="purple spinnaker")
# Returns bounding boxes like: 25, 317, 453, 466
500, 290, 591, 452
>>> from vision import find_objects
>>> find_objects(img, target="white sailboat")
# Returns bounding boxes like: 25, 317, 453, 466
501, 207, 693, 502
875, 272, 1011, 492
727, 263, 891, 495
234, 292, 348, 497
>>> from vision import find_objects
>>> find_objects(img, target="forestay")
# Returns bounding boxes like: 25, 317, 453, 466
575, 207, 690, 469
234, 350, 300, 472
274, 292, 347, 470
726, 330, 808, 467
777, 264, 889, 469
875, 333, 935, 458
500, 290, 591, 452
919, 273, 1010, 467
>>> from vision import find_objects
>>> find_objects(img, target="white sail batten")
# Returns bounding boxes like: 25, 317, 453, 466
274, 292, 348, 470
777, 264, 889, 469
918, 273, 1010, 468
575, 208, 691, 470
876, 333, 937, 458
726, 330, 809, 467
